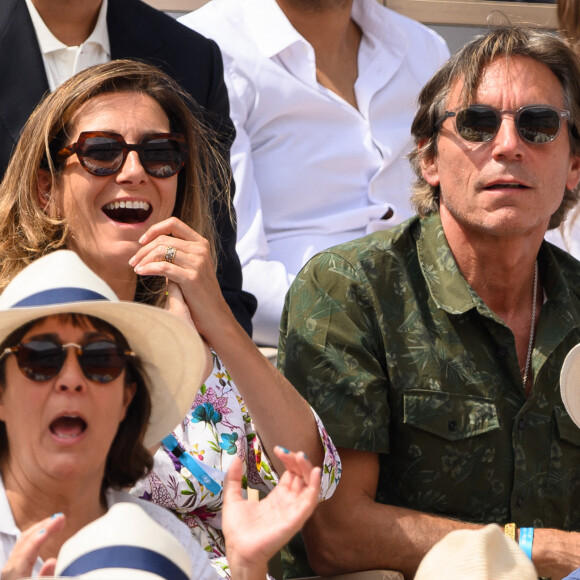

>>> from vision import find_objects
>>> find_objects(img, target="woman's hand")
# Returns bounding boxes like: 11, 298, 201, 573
1, 513, 65, 580
129, 217, 233, 341
222, 447, 321, 577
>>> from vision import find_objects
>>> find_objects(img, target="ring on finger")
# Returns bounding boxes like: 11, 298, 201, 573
164, 246, 177, 264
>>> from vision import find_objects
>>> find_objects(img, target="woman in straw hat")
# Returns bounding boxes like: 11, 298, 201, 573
0, 59, 340, 577
0, 251, 322, 579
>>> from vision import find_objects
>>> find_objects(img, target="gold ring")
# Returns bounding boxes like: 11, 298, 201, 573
164, 246, 177, 264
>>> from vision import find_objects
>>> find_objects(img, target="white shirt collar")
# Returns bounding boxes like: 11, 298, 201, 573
24, 0, 110, 56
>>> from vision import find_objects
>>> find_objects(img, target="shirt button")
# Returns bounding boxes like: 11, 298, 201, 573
448, 420, 457, 432
518, 419, 527, 430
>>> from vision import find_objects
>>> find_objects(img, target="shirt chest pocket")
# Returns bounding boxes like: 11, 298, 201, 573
403, 390, 500, 441
554, 406, 580, 447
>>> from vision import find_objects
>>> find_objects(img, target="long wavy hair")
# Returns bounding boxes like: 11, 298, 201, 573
409, 25, 580, 229
0, 59, 230, 304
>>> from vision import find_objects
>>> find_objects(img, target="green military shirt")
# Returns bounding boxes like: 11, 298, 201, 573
280, 213, 580, 529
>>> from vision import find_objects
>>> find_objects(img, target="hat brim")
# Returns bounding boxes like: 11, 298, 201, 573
0, 300, 205, 448
561, 343, 580, 429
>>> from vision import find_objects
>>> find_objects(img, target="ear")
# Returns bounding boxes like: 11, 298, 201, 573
37, 168, 53, 211
566, 153, 580, 192
421, 154, 440, 188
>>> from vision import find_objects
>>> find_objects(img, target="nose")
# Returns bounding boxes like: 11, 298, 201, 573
55, 346, 85, 393
116, 150, 147, 182
491, 114, 524, 159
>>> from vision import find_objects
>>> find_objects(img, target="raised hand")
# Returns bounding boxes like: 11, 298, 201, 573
222, 447, 321, 579
1, 513, 65, 580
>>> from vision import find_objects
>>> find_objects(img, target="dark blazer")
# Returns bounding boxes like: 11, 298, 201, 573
0, 0, 257, 335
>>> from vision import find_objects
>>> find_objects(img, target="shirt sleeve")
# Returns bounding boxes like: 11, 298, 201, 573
278, 250, 391, 453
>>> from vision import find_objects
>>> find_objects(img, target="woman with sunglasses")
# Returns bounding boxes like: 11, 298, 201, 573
0, 250, 322, 580
0, 59, 340, 577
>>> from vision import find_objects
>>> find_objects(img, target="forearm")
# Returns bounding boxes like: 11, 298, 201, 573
209, 311, 324, 473
532, 527, 580, 579
227, 555, 268, 580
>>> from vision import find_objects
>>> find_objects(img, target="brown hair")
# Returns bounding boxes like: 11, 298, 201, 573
558, 0, 580, 54
409, 25, 580, 229
0, 314, 153, 496
0, 59, 230, 303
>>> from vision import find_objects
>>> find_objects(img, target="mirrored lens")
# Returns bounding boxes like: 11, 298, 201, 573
141, 136, 184, 177
80, 136, 124, 176
17, 340, 65, 381
78, 341, 127, 383
455, 107, 499, 142
518, 108, 560, 144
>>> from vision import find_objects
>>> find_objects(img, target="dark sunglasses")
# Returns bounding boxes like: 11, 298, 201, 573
56, 131, 188, 178
0, 339, 136, 383
437, 105, 571, 145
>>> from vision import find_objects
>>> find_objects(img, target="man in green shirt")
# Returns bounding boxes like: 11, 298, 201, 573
280, 26, 580, 580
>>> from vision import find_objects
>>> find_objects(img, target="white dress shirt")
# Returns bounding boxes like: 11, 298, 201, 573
25, 0, 110, 91
181, 0, 450, 346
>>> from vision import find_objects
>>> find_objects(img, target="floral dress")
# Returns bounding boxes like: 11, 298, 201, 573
132, 352, 342, 578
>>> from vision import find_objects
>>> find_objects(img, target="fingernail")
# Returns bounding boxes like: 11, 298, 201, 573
278, 446, 290, 454
134, 265, 143, 274
138, 234, 146, 244
38, 528, 46, 535
51, 512, 63, 519
128, 256, 136, 266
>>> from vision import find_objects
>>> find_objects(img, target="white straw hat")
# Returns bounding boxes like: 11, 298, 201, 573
54, 502, 191, 579
414, 524, 537, 580
560, 343, 580, 428
0, 250, 205, 447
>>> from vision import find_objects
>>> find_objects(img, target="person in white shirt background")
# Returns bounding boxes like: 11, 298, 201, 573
180, 0, 450, 347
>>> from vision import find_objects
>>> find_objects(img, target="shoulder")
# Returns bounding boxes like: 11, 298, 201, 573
179, 0, 243, 42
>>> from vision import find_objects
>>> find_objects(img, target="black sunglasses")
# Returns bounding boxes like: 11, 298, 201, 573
56, 131, 188, 178
437, 104, 571, 145
0, 339, 136, 383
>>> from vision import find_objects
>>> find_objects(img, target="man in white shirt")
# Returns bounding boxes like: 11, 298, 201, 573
0, 0, 257, 337
180, 0, 450, 347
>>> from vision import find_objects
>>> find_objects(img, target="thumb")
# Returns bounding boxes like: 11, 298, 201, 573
223, 454, 244, 507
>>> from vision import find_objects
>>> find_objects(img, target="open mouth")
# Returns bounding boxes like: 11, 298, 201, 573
486, 183, 528, 190
102, 201, 152, 224
50, 416, 87, 439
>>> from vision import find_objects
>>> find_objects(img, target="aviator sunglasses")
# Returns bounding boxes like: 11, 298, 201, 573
0, 339, 136, 383
436, 104, 572, 145
56, 131, 188, 178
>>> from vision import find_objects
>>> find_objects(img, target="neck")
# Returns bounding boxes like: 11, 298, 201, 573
3, 461, 106, 560
31, 0, 103, 46
276, 0, 361, 107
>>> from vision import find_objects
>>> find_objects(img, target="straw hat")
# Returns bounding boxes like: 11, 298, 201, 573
560, 343, 580, 428
0, 250, 206, 447
54, 502, 191, 579
414, 524, 537, 580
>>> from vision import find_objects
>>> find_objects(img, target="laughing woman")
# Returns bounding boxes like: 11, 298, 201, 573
0, 60, 340, 577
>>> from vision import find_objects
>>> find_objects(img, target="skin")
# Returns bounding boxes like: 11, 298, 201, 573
301, 56, 580, 580
275, 0, 361, 108
0, 316, 134, 579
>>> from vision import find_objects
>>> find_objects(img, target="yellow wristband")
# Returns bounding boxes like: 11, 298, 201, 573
504, 522, 516, 541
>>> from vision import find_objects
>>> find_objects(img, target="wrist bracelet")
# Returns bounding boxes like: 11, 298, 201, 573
504, 522, 516, 541
519, 526, 534, 560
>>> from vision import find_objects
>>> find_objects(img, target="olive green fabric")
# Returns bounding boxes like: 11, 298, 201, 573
279, 213, 580, 577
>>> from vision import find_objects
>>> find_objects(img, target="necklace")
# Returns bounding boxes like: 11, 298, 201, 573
522, 261, 538, 389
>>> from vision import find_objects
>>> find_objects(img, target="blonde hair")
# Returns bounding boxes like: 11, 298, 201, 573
0, 59, 230, 303
409, 25, 580, 229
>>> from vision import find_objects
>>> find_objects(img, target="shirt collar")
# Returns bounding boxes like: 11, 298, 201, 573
25, 0, 110, 56
0, 472, 18, 538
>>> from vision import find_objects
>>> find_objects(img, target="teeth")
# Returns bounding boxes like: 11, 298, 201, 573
104, 201, 150, 211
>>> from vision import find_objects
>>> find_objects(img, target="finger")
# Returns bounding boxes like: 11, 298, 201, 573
39, 558, 57, 577
223, 455, 244, 506
138, 217, 202, 246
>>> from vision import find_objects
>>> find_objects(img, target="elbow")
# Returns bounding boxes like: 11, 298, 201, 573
303, 519, 357, 576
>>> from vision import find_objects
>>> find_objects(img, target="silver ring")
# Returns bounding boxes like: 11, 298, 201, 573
164, 246, 177, 264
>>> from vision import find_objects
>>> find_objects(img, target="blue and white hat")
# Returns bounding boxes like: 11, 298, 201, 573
55, 502, 192, 579
561, 343, 580, 429
0, 250, 206, 448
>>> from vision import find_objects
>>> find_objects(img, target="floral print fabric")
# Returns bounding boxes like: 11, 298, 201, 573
132, 352, 341, 578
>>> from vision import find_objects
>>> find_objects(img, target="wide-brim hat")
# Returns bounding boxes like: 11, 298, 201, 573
0, 250, 206, 447
414, 524, 537, 580
54, 502, 191, 579
561, 343, 580, 428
